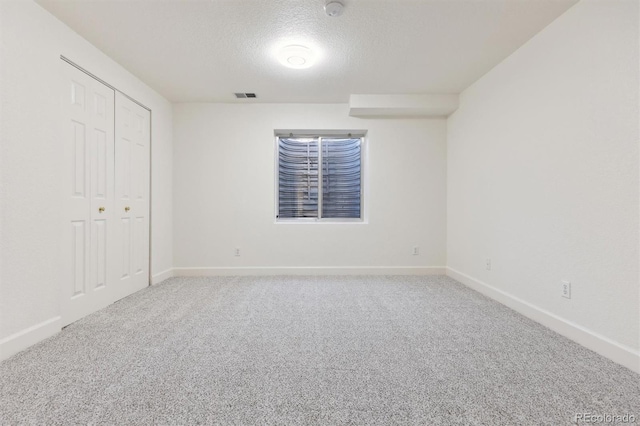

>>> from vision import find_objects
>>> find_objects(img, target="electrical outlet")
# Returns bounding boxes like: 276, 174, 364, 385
485, 258, 491, 271
234, 248, 241, 257
561, 280, 571, 299
413, 247, 420, 256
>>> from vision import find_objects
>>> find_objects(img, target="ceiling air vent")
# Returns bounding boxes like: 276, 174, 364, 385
235, 93, 257, 99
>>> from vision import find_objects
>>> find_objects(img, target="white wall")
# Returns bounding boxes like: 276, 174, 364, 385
173, 103, 446, 274
3, 0, 635, 374
0, 0, 173, 358
447, 0, 639, 370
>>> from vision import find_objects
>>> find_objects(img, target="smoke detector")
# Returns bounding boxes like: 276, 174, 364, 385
324, 1, 344, 17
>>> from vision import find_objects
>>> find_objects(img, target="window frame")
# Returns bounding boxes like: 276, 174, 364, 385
274, 130, 367, 224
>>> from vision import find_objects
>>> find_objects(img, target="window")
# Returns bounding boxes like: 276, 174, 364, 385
276, 132, 364, 221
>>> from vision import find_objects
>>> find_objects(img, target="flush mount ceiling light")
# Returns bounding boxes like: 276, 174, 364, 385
277, 45, 316, 69
324, 1, 344, 17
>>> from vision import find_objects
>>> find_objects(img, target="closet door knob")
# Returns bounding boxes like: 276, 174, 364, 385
98, 207, 105, 213
124, 206, 130, 212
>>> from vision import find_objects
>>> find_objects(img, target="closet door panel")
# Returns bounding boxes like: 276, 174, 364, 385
114, 92, 150, 299
63, 64, 115, 326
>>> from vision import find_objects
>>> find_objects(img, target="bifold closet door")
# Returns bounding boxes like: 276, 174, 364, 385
63, 64, 116, 326
63, 63, 150, 326
114, 92, 150, 300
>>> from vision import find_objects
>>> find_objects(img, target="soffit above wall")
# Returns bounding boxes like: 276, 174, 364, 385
349, 94, 459, 118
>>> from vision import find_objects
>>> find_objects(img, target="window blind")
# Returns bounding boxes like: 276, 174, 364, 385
277, 136, 362, 220
321, 138, 361, 219
278, 137, 319, 218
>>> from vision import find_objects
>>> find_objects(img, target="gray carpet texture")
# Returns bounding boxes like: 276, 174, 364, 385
1, 275, 638, 425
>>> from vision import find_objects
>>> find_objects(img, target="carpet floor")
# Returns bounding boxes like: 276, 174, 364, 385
1, 275, 638, 425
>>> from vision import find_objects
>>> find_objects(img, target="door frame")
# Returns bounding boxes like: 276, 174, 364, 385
61, 56, 153, 289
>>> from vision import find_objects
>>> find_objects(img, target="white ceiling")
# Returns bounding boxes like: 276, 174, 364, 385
37, 0, 578, 103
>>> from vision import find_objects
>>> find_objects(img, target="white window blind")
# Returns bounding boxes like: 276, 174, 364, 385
277, 135, 363, 220
321, 138, 361, 219
277, 137, 319, 218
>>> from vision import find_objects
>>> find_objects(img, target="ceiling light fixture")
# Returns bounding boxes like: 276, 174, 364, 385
277, 45, 316, 69
324, 1, 344, 17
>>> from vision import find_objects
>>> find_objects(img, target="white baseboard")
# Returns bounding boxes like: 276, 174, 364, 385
0, 316, 62, 362
151, 268, 174, 285
173, 266, 447, 276
446, 267, 640, 374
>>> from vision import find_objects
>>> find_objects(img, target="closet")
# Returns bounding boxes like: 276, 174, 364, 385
63, 62, 150, 326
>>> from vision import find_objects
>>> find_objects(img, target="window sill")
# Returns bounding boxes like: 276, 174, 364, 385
275, 219, 367, 225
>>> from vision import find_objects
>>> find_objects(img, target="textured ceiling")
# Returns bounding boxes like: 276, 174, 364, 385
37, 0, 578, 103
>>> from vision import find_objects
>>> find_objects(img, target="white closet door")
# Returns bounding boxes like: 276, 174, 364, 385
114, 92, 150, 299
63, 64, 116, 326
